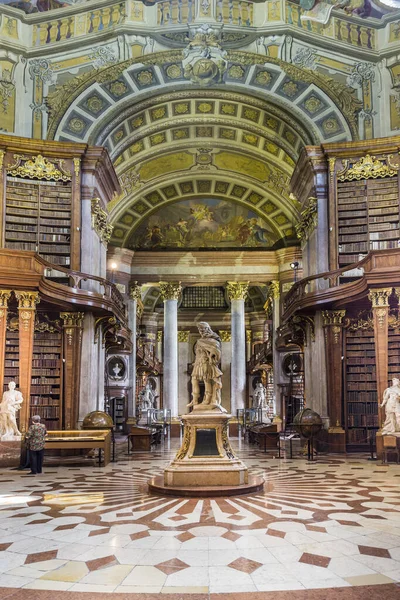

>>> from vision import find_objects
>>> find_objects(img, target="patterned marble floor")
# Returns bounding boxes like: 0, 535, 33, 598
0, 440, 400, 596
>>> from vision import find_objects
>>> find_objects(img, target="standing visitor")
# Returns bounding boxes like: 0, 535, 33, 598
25, 415, 47, 475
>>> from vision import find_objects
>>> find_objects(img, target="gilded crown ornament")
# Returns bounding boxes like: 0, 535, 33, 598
338, 154, 398, 181
6, 154, 71, 181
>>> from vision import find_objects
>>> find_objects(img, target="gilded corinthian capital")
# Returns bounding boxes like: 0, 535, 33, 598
15, 291, 40, 310
322, 310, 346, 326
0, 290, 12, 308
226, 281, 249, 301
159, 282, 182, 301
368, 288, 392, 307
60, 312, 84, 328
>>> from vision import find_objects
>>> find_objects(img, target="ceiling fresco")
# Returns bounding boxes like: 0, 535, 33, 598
127, 198, 281, 250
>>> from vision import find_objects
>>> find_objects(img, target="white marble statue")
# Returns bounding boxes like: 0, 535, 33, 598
381, 377, 400, 435
0, 381, 23, 441
253, 382, 267, 409
188, 322, 226, 411
139, 381, 156, 411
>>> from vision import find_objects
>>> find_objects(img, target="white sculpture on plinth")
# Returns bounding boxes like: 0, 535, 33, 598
0, 381, 23, 441
139, 381, 156, 411
188, 322, 226, 412
381, 377, 400, 435
253, 382, 267, 409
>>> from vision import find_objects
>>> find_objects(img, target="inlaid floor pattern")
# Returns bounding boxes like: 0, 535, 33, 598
1, 441, 400, 595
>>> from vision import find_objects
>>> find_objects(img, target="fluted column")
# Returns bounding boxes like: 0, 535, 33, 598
0, 290, 12, 393
227, 281, 249, 416
15, 291, 40, 433
160, 282, 182, 417
129, 283, 142, 420
369, 288, 391, 427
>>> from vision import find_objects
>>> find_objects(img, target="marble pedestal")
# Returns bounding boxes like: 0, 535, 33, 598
149, 409, 264, 496
0, 440, 21, 467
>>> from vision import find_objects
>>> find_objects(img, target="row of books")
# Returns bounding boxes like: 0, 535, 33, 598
31, 385, 60, 394
347, 382, 379, 391
347, 391, 378, 401
31, 397, 59, 405
32, 359, 60, 368
348, 415, 379, 427
29, 406, 59, 419
347, 429, 376, 444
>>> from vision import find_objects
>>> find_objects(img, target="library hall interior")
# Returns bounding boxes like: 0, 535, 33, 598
2, 0, 400, 598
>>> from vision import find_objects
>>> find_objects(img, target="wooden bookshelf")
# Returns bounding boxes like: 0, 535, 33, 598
5, 178, 72, 267
4, 318, 19, 391
110, 396, 127, 433
30, 318, 63, 430
337, 176, 400, 268
388, 326, 400, 383
344, 328, 379, 449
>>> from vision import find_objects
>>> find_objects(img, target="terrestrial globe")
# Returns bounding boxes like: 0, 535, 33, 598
82, 411, 114, 429
293, 408, 322, 439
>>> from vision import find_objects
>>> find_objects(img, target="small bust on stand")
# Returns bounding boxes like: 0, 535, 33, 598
112, 362, 123, 379
381, 377, 400, 435
0, 381, 24, 441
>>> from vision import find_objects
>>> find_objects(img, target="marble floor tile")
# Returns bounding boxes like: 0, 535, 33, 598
121, 565, 168, 586
1, 445, 400, 597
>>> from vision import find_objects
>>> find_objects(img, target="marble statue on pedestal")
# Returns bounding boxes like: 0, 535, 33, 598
188, 322, 226, 412
0, 381, 23, 440
253, 382, 267, 409
381, 377, 400, 435
139, 380, 156, 411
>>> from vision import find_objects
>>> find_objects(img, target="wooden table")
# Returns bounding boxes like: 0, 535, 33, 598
45, 429, 111, 466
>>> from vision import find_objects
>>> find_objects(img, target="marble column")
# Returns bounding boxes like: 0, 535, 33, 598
128, 283, 141, 421
266, 281, 281, 417
79, 313, 101, 424
227, 282, 249, 417
160, 282, 182, 417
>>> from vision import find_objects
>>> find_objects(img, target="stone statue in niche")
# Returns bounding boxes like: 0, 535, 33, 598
188, 322, 226, 412
139, 381, 156, 411
381, 377, 400, 435
0, 381, 23, 440
253, 382, 267, 409
112, 362, 123, 379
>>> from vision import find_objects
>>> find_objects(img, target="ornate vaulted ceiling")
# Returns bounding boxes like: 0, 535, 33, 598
48, 49, 360, 249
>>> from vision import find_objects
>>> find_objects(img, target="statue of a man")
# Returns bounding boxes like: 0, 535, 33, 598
0, 381, 24, 440
253, 382, 267, 409
139, 381, 155, 410
381, 377, 400, 435
188, 322, 225, 411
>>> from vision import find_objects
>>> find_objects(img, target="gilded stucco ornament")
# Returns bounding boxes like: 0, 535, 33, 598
91, 198, 114, 245
338, 154, 399, 181
6, 154, 71, 182
183, 24, 227, 86
295, 197, 318, 242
